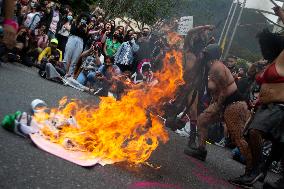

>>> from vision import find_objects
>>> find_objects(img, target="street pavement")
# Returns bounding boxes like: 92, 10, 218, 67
0, 63, 279, 189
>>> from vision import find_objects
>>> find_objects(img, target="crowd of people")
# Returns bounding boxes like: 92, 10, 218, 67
0, 0, 168, 97
0, 1, 284, 189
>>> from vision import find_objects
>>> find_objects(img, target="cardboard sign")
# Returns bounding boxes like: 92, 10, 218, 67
177, 16, 193, 36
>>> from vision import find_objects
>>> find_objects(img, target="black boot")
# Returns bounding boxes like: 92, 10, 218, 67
229, 168, 263, 187
184, 146, 207, 161
263, 160, 284, 189
188, 131, 197, 148
263, 177, 284, 189
229, 170, 253, 189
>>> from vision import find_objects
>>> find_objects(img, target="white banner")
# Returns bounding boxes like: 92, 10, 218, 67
177, 16, 193, 36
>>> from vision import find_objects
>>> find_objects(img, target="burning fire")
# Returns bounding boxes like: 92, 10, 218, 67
34, 33, 185, 164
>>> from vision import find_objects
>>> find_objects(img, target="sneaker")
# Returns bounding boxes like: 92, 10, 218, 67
215, 137, 226, 148
187, 131, 197, 148
184, 147, 207, 161
263, 177, 284, 189
271, 161, 282, 174
175, 127, 190, 137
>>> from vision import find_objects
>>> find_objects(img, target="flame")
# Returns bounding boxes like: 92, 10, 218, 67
34, 33, 185, 164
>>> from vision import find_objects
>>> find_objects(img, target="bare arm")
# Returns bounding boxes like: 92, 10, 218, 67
187, 25, 214, 35
4, 0, 15, 19
273, 6, 284, 24
209, 63, 229, 97
95, 51, 102, 65
101, 31, 110, 43
103, 41, 107, 56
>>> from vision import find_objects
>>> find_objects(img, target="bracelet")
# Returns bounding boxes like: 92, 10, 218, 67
3, 19, 19, 32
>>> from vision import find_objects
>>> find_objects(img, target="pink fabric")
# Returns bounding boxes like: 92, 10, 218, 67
3, 19, 19, 32
37, 35, 49, 49
49, 11, 59, 33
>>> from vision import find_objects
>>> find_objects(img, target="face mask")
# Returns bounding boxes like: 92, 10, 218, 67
113, 34, 118, 38
67, 15, 73, 21
142, 31, 149, 37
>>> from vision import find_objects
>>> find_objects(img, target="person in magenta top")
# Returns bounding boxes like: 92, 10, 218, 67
230, 29, 284, 189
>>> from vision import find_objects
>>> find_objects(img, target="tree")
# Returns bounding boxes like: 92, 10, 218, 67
58, 0, 97, 13
97, 0, 177, 30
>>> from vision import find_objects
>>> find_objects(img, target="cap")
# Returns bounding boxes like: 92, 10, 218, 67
50, 38, 59, 45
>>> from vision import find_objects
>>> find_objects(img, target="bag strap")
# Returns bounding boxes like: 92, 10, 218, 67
29, 13, 40, 29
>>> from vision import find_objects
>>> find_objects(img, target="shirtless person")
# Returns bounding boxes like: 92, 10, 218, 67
184, 44, 252, 172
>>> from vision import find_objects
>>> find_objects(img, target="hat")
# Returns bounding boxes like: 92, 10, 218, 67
203, 44, 222, 61
50, 38, 59, 45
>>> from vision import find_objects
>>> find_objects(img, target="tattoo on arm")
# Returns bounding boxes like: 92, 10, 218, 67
211, 69, 227, 88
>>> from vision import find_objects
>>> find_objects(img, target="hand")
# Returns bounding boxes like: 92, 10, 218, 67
273, 6, 283, 17
105, 30, 111, 35
94, 49, 99, 55
204, 25, 215, 31
65, 74, 71, 78
89, 45, 95, 52
3, 25, 17, 49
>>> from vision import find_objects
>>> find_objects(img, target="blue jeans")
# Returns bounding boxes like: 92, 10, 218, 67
87, 72, 97, 84
77, 72, 87, 85
77, 71, 97, 86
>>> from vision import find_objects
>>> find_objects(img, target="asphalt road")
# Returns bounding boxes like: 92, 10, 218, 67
0, 63, 278, 189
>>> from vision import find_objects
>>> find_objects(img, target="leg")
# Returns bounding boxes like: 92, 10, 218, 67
188, 92, 198, 147
68, 38, 83, 77
230, 104, 284, 187
224, 102, 253, 172
77, 72, 87, 86
63, 36, 74, 75
263, 152, 284, 189
197, 102, 221, 148
184, 102, 221, 161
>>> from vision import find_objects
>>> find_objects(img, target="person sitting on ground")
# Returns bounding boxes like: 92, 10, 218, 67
76, 42, 104, 86
88, 56, 121, 96
35, 24, 49, 51
37, 38, 65, 79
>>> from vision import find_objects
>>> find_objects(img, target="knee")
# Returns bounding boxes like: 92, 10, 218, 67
45, 63, 52, 68
87, 72, 96, 82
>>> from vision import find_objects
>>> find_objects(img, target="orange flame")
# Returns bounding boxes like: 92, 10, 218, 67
34, 33, 185, 164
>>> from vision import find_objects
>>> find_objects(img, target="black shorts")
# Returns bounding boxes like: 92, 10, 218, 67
248, 103, 284, 143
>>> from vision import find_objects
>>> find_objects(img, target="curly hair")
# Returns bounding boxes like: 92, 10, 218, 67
257, 29, 284, 63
